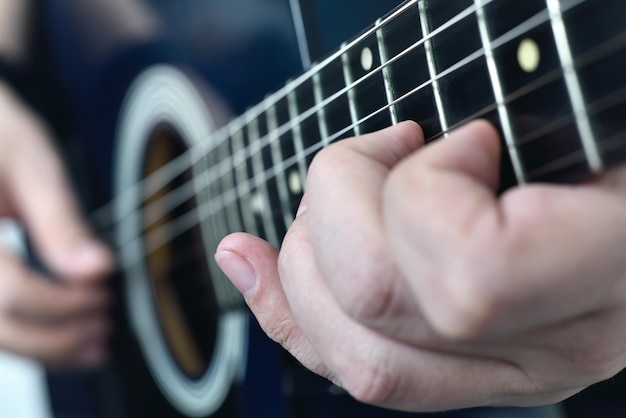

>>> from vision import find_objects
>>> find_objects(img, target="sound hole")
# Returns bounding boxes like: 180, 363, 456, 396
141, 123, 219, 380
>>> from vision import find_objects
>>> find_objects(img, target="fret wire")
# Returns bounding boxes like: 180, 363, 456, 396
341, 42, 361, 136
418, 0, 449, 136
312, 72, 331, 145
266, 100, 294, 229
547, 0, 603, 172
376, 17, 399, 125
205, 142, 242, 307
248, 115, 280, 246
286, 90, 309, 187
231, 120, 258, 236
218, 134, 244, 233
475, 0, 526, 185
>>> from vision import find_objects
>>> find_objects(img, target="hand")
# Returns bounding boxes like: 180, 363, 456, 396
216, 120, 626, 411
0, 81, 113, 368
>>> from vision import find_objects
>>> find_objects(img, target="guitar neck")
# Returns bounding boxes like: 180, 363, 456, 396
209, 0, 626, 246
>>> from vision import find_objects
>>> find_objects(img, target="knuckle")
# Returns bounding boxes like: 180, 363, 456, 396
277, 230, 307, 275
51, 329, 83, 357
264, 316, 300, 351
338, 356, 398, 406
307, 144, 346, 185
424, 269, 500, 340
330, 249, 398, 324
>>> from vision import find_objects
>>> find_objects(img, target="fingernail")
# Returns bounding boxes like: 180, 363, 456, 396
215, 250, 257, 298
296, 194, 308, 218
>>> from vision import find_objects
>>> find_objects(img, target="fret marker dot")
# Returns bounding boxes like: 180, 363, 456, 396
361, 47, 374, 71
517, 38, 540, 73
250, 192, 265, 214
289, 170, 303, 194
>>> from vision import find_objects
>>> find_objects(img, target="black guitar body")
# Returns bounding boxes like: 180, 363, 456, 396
17, 0, 626, 417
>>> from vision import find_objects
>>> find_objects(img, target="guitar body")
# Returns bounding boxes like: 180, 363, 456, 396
13, 0, 626, 417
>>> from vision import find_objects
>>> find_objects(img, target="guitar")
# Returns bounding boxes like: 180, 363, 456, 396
35, 0, 626, 417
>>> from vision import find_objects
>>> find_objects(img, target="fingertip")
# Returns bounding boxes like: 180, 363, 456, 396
448, 119, 501, 157
215, 249, 258, 299
395, 120, 425, 143
215, 233, 280, 301
216, 232, 252, 253
217, 232, 279, 261
423, 119, 502, 190
56, 238, 115, 283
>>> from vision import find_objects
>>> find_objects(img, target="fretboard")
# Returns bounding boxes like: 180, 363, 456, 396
210, 0, 626, 246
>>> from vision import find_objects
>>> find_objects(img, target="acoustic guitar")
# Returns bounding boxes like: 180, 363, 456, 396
38, 0, 626, 417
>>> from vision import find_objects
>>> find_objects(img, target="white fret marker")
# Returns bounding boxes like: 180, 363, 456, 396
361, 47, 374, 71
288, 170, 303, 194
517, 38, 541, 73
250, 192, 266, 214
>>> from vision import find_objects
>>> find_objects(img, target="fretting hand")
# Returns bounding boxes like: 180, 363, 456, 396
217, 120, 626, 411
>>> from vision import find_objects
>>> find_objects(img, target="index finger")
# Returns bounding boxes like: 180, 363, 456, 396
305, 121, 424, 327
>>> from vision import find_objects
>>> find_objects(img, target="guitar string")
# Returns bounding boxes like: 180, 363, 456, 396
88, 0, 625, 276
131, 70, 626, 308
125, 23, 626, 312
126, 87, 626, 305
128, 0, 587, 238
106, 2, 625, 278
89, 0, 499, 230
113, 55, 626, 280
109, 33, 626, 310
101, 0, 605, 249
97, 0, 594, 240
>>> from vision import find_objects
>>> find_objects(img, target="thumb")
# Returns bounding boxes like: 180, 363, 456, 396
3, 119, 113, 283
216, 232, 331, 378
